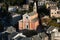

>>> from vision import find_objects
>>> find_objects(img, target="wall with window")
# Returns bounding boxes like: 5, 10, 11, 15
51, 32, 60, 40
50, 7, 60, 18
46, 3, 57, 9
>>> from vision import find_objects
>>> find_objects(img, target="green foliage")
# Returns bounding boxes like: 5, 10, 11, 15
48, 0, 60, 2
1, 3, 8, 12
42, 18, 60, 27
53, 0, 60, 2
42, 18, 51, 24
48, 19, 60, 27
29, 3, 33, 12
0, 21, 3, 32
0, 21, 2, 27
4, 0, 24, 6
22, 29, 38, 37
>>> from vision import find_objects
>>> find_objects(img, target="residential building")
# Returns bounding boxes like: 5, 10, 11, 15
21, 37, 32, 40
23, 4, 29, 10
19, 2, 39, 30
11, 32, 48, 40
32, 35, 41, 40
5, 26, 16, 33
46, 1, 57, 9
46, 26, 58, 34
10, 32, 32, 40
50, 6, 60, 24
38, 32, 48, 40
8, 6, 18, 12
57, 19, 60, 23
50, 7, 60, 18
9, 32, 18, 40
38, 0, 45, 6
0, 3, 3, 8
32, 32, 48, 40
28, 0, 33, 3
38, 0, 46, 6
11, 33, 26, 40
1, 32, 10, 40
10, 13, 21, 26
18, 4, 29, 11
51, 31, 60, 40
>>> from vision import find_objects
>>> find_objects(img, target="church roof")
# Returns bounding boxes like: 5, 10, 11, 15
27, 12, 37, 16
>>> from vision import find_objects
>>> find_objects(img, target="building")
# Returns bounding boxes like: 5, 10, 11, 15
28, 0, 33, 3
38, 0, 46, 6
8, 6, 18, 12
50, 7, 60, 18
46, 26, 58, 34
5, 26, 16, 33
0, 3, 4, 7
46, 27, 59, 40
10, 32, 32, 40
23, 4, 29, 10
18, 4, 29, 12
0, 3, 3, 8
32, 35, 41, 40
46, 1, 57, 9
38, 0, 45, 7
38, 32, 48, 40
1, 32, 10, 40
57, 19, 60, 23
11, 33, 26, 40
19, 2, 39, 30
50, 6, 60, 23
51, 30, 60, 40
10, 13, 21, 26
32, 32, 48, 40
21, 37, 32, 40
12, 32, 48, 40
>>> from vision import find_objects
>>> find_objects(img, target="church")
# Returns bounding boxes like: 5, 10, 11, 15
19, 2, 39, 30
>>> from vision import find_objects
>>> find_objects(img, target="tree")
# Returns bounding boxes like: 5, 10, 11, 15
4, 0, 24, 6
0, 21, 4, 32
48, 20, 60, 27
0, 0, 4, 3
5, 0, 16, 5
42, 18, 60, 27
49, 0, 60, 2
22, 29, 38, 37
29, 3, 33, 12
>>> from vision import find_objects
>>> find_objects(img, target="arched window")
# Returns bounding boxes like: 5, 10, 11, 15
26, 16, 28, 19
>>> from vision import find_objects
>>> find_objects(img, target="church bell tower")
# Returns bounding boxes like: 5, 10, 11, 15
33, 1, 37, 12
